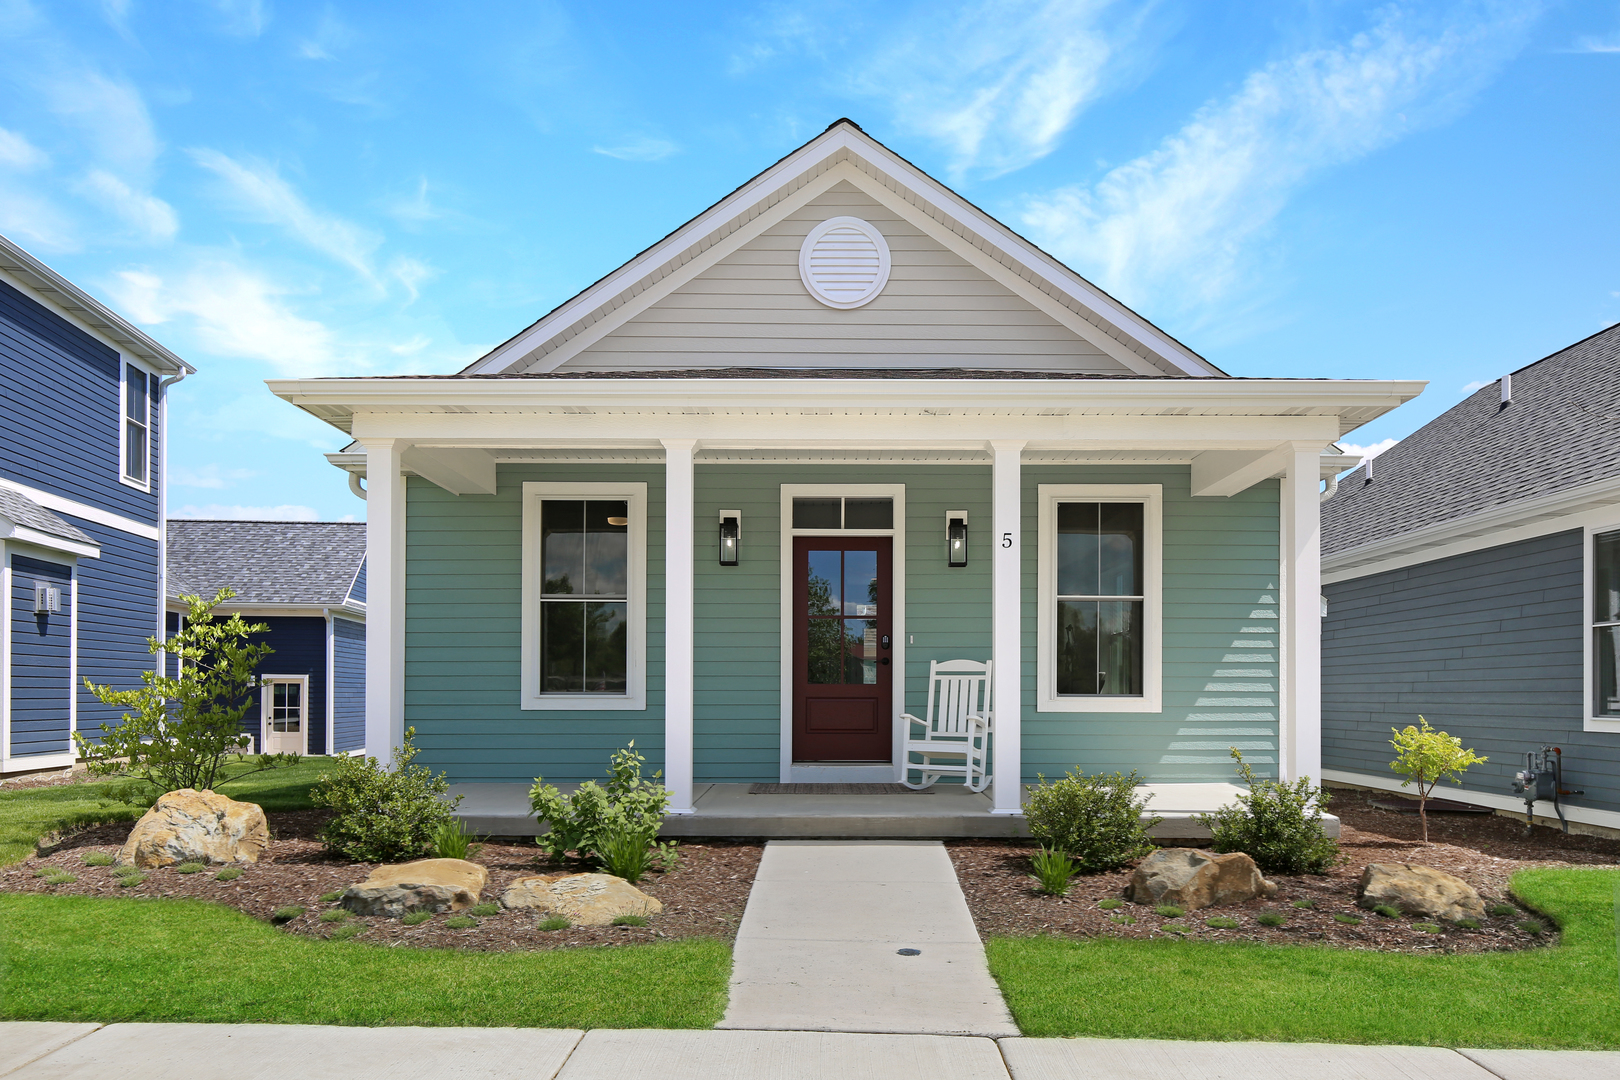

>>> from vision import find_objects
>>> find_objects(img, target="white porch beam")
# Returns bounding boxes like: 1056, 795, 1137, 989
662, 439, 697, 814
1190, 445, 1295, 498
398, 447, 496, 496
360, 438, 406, 766
1279, 446, 1323, 784
990, 440, 1026, 815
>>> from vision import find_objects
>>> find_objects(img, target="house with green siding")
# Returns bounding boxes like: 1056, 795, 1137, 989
269, 120, 1421, 829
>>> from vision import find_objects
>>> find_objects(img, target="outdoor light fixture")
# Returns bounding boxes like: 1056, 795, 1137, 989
946, 510, 968, 568
718, 509, 741, 566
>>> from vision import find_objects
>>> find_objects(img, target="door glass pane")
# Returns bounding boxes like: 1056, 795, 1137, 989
584, 501, 629, 596
844, 498, 893, 530
807, 615, 843, 684
793, 498, 842, 529
1598, 627, 1620, 716
1097, 601, 1143, 695
584, 602, 627, 693
541, 601, 585, 692
842, 619, 877, 684
1056, 503, 1099, 596
806, 550, 841, 616
1596, 532, 1620, 624
843, 550, 878, 615
1055, 600, 1099, 695
541, 501, 585, 595
1099, 504, 1144, 597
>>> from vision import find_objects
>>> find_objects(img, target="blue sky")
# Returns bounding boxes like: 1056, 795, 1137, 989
2, 0, 1616, 522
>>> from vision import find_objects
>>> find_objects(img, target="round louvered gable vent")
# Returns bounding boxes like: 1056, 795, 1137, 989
798, 216, 892, 309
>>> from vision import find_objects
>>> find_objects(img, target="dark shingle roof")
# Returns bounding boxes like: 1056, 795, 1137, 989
1323, 323, 1620, 556
0, 486, 96, 547
167, 520, 366, 606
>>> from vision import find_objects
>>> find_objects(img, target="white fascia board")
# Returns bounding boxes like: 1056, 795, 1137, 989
1323, 475, 1620, 584
0, 477, 158, 542
166, 601, 360, 618
1322, 769, 1620, 833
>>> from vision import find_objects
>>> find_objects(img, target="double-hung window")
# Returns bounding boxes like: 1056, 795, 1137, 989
1037, 485, 1162, 712
1591, 529, 1620, 730
121, 361, 150, 487
521, 482, 647, 710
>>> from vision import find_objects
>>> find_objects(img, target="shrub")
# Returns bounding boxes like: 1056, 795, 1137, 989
81, 852, 114, 867
1097, 898, 1123, 911
271, 906, 305, 923
445, 915, 477, 929
1160, 922, 1188, 935
1372, 904, 1400, 918
1024, 769, 1161, 874
1454, 918, 1482, 930
328, 924, 361, 941
402, 911, 434, 925
1205, 916, 1239, 929
1489, 903, 1517, 917
1195, 749, 1338, 875
319, 891, 344, 903
1028, 847, 1079, 896
1333, 913, 1363, 925
78, 589, 297, 794
176, 862, 205, 875
430, 818, 478, 861
117, 873, 145, 888
470, 903, 499, 917
112, 864, 143, 879
1154, 905, 1184, 919
1291, 898, 1316, 909
1389, 716, 1487, 843
312, 728, 461, 863
1414, 922, 1442, 934
318, 909, 349, 923
215, 866, 242, 881
43, 871, 77, 885
1256, 912, 1286, 928
530, 742, 670, 869
612, 914, 648, 927
538, 916, 571, 931
1516, 919, 1545, 935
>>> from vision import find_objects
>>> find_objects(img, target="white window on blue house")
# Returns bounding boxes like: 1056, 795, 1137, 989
1036, 484, 1163, 713
1593, 529, 1620, 722
121, 360, 151, 487
521, 481, 647, 711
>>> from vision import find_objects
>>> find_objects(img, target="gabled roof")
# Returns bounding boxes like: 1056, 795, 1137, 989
0, 485, 98, 555
462, 119, 1223, 380
167, 520, 366, 609
1323, 322, 1620, 557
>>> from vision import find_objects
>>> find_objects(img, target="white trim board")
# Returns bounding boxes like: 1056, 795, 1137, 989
1582, 523, 1620, 734
1323, 768, 1620, 833
0, 476, 159, 542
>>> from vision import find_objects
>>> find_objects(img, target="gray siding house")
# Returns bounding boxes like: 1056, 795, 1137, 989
1321, 323, 1620, 832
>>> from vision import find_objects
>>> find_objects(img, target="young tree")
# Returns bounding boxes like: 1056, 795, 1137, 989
78, 588, 294, 795
1389, 716, 1487, 843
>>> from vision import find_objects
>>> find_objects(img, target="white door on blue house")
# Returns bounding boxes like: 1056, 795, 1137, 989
262, 677, 307, 755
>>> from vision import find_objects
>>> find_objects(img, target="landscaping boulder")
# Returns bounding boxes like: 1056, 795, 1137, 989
1357, 863, 1486, 921
1124, 848, 1277, 909
341, 858, 488, 918
500, 872, 663, 926
116, 789, 269, 869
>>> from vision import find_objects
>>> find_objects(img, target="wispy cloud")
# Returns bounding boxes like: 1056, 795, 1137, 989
1022, 3, 1539, 311
45, 70, 161, 176
1338, 437, 1398, 463
170, 463, 260, 489
188, 149, 381, 280
389, 255, 434, 302
592, 136, 679, 162
0, 127, 48, 170
383, 177, 444, 224
174, 503, 321, 521
297, 8, 353, 59
75, 169, 179, 241
0, 184, 80, 252
206, 0, 268, 38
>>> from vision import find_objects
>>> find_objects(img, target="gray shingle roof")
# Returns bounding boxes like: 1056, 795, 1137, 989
1323, 323, 1620, 556
0, 486, 96, 547
167, 520, 366, 606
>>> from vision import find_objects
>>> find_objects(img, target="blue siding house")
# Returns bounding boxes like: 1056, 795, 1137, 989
166, 520, 366, 756
1321, 323, 1620, 835
0, 232, 194, 776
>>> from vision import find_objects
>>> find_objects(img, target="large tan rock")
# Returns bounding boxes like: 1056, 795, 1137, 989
500, 872, 663, 926
1124, 848, 1277, 910
116, 789, 269, 869
341, 858, 489, 918
1358, 863, 1486, 921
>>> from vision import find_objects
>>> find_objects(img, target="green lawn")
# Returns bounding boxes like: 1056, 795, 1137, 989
0, 893, 731, 1028
988, 867, 1620, 1048
0, 759, 331, 867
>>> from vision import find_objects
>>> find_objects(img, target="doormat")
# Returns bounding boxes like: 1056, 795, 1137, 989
747, 783, 934, 795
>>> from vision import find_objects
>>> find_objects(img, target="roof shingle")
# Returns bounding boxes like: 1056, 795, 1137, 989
167, 520, 365, 607
0, 486, 96, 547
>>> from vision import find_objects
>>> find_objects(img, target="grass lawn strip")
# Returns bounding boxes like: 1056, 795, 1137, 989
987, 867, 1620, 1048
0, 892, 730, 1028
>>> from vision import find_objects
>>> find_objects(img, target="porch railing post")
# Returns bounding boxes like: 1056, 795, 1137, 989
662, 438, 697, 814
359, 437, 406, 767
1280, 445, 1323, 784
990, 440, 1026, 814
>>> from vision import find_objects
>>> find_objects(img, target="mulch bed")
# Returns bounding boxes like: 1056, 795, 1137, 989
4, 809, 763, 952
948, 786, 1620, 954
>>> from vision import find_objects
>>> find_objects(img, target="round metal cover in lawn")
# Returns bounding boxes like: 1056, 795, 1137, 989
897, 948, 921, 956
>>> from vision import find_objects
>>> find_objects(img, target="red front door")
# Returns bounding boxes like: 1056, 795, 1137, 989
792, 537, 893, 762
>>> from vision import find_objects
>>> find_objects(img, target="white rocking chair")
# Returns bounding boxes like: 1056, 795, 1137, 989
900, 659, 992, 791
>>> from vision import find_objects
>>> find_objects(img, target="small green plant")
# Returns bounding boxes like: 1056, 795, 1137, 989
1292, 898, 1316, 909
1097, 898, 1123, 910
402, 911, 434, 926
33, 868, 53, 877
318, 909, 349, 923
612, 914, 648, 927
1372, 904, 1401, 918
1389, 716, 1487, 843
1516, 919, 1545, 935
1028, 846, 1079, 896
1160, 921, 1188, 934
1196, 749, 1338, 875
176, 862, 206, 874
328, 924, 361, 941
1153, 904, 1184, 919
530, 742, 670, 870
470, 903, 499, 917
112, 864, 143, 879
595, 818, 660, 884
271, 906, 306, 923
43, 871, 77, 885
538, 916, 571, 931
1109, 913, 1136, 925
430, 818, 478, 861
312, 729, 461, 863
117, 872, 146, 887
1024, 769, 1161, 873
1489, 903, 1517, 917
445, 915, 477, 929
1205, 916, 1240, 929
1256, 912, 1286, 928
1333, 913, 1363, 925
319, 891, 344, 903
1414, 922, 1442, 933
1454, 917, 1482, 930
81, 852, 114, 866
215, 866, 243, 881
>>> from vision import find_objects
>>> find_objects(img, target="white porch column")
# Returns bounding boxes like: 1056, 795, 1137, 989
990, 440, 1026, 814
360, 438, 406, 767
662, 438, 697, 814
1279, 446, 1323, 784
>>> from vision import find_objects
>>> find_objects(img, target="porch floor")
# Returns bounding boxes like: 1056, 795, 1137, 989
447, 781, 1338, 841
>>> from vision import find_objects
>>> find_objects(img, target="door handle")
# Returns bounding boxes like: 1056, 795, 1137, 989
880, 657, 890, 666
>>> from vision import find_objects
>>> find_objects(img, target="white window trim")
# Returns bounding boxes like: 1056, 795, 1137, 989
521, 481, 648, 711
259, 674, 310, 756
1036, 484, 1163, 713
1584, 522, 1620, 733
119, 356, 153, 492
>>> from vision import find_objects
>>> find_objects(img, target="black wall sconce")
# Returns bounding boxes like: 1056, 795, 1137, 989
946, 510, 968, 568
718, 509, 741, 566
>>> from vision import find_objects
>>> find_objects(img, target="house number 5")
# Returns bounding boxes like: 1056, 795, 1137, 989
1001, 532, 1013, 548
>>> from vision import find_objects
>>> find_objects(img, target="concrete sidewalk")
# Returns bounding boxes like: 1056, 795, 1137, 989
6, 1024, 1619, 1080
716, 839, 1019, 1036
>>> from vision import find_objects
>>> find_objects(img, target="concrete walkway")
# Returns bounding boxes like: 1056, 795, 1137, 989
717, 839, 1019, 1036
6, 1024, 1619, 1080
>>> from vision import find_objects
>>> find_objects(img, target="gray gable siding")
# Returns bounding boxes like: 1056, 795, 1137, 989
0, 278, 160, 526
1322, 529, 1620, 815
9, 555, 73, 756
